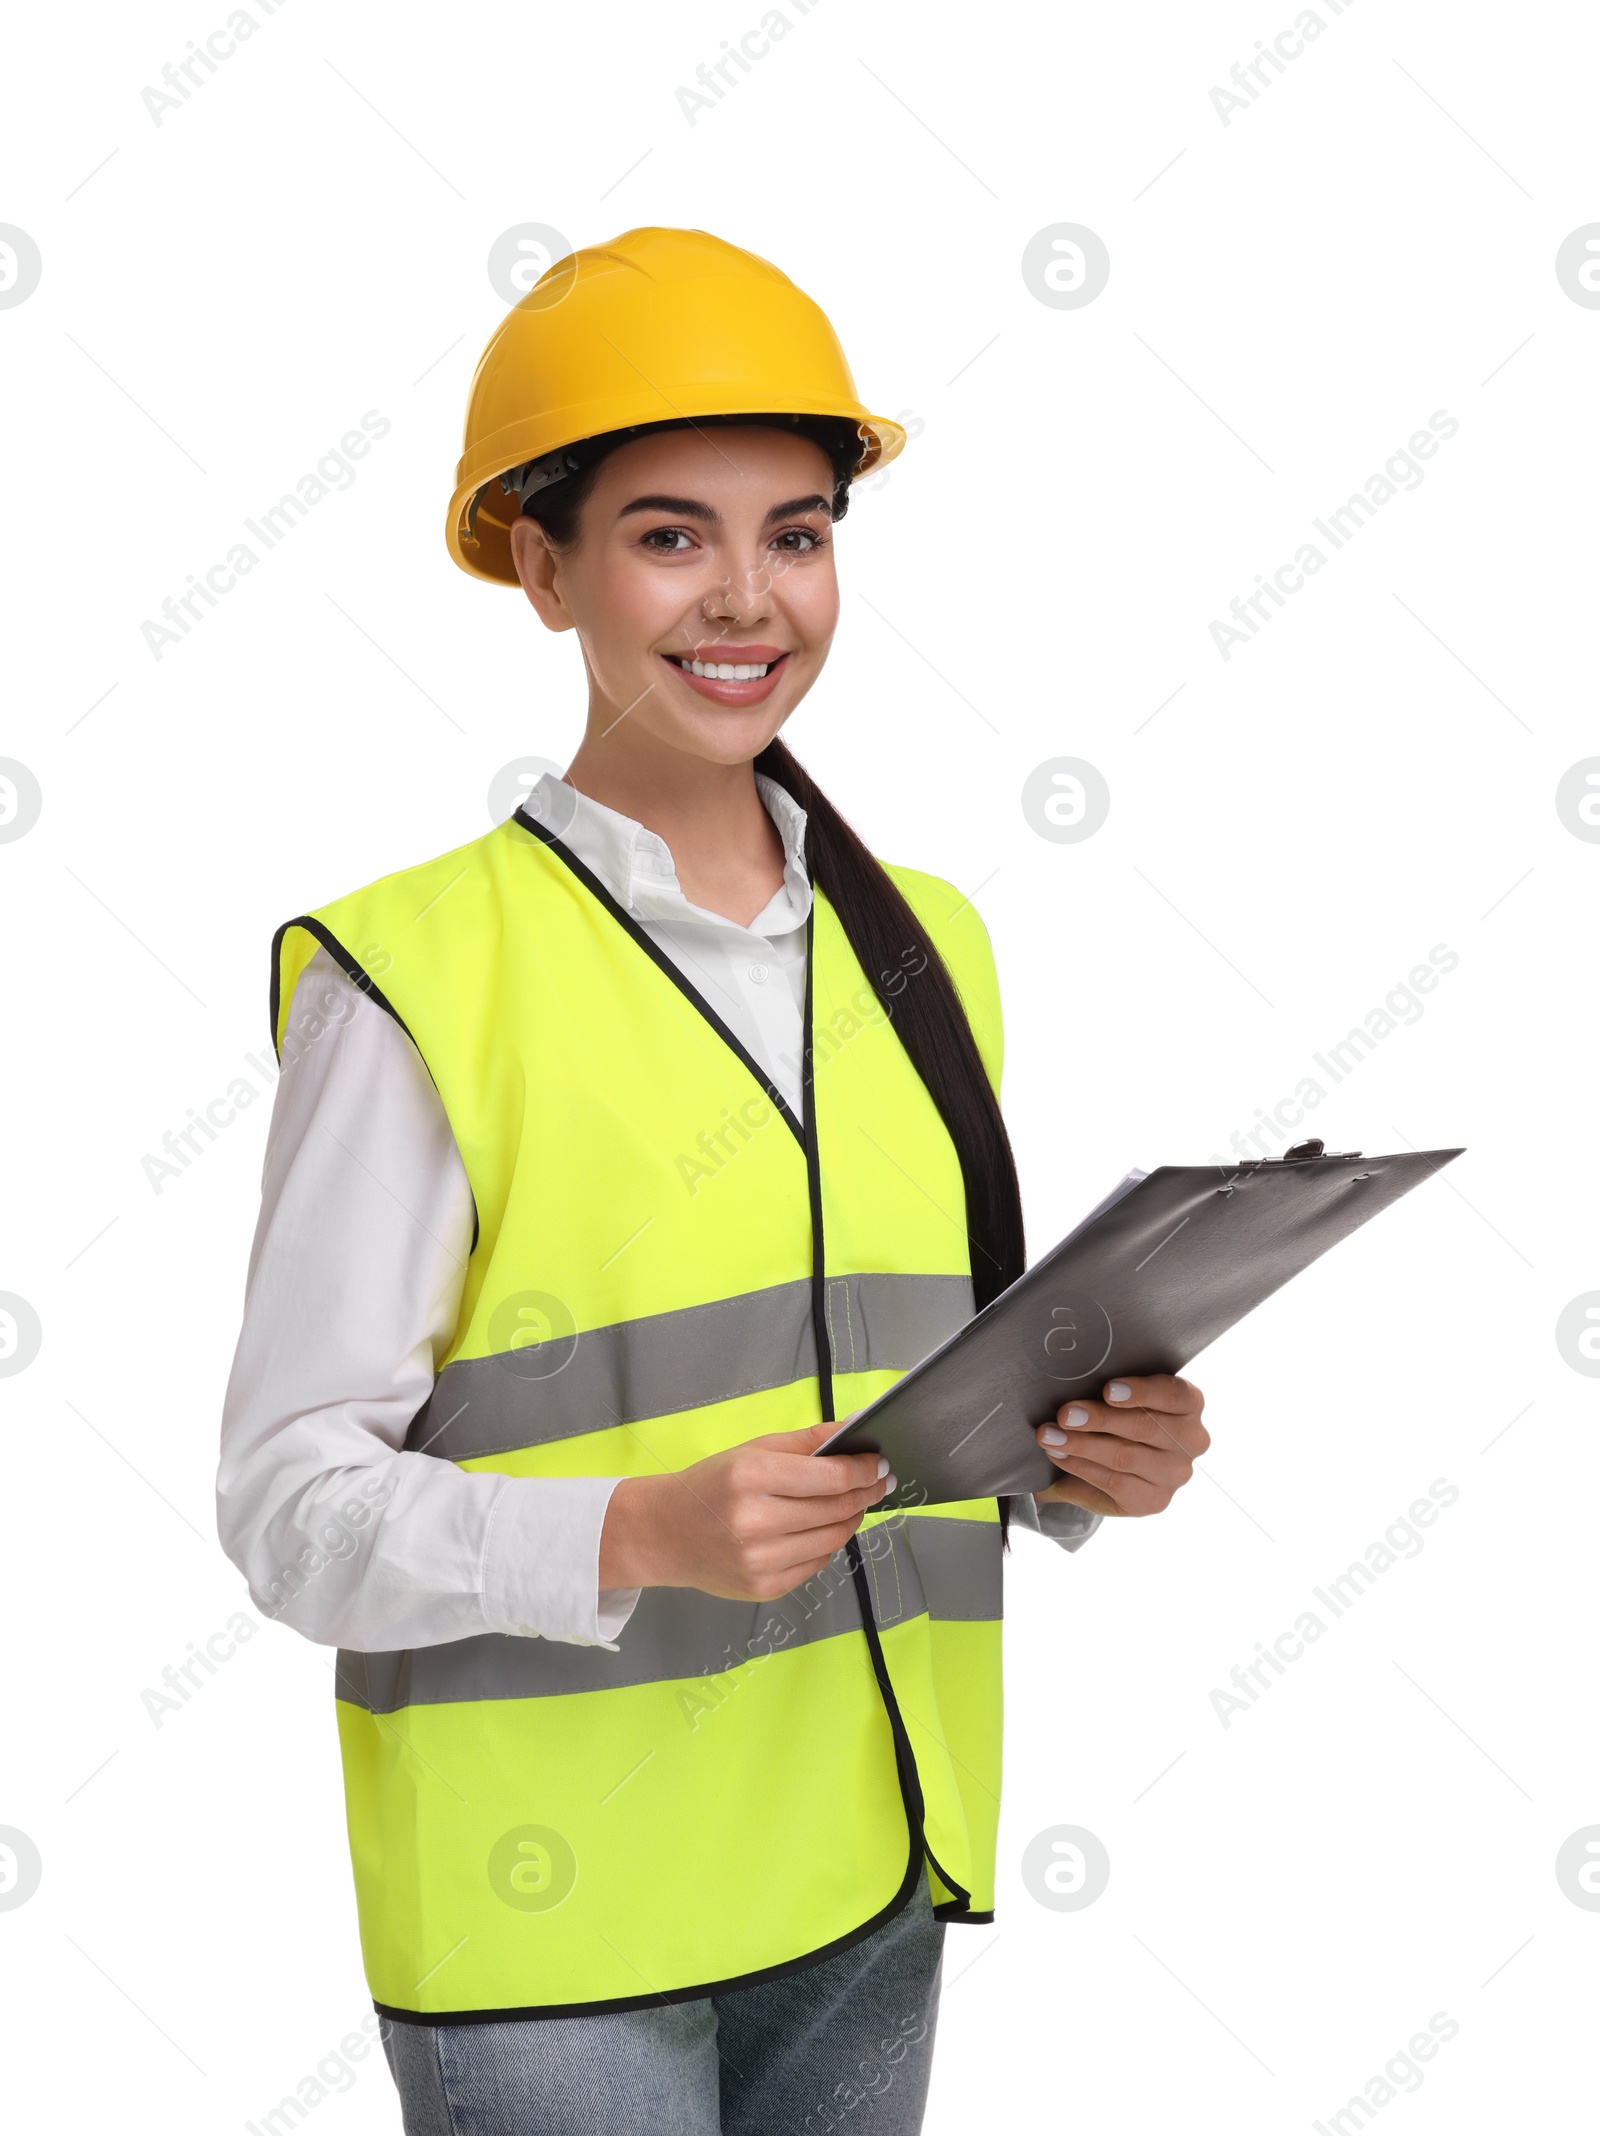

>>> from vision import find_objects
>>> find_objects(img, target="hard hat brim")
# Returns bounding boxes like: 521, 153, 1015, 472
447, 407, 907, 588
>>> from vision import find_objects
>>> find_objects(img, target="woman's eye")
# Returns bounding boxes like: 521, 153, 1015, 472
773, 527, 822, 554
641, 527, 695, 553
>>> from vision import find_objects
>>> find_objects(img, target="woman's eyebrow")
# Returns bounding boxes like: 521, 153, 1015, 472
614, 492, 835, 525
617, 493, 718, 522
763, 493, 833, 524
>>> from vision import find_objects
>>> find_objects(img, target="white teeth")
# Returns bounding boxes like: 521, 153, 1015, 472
678, 657, 770, 680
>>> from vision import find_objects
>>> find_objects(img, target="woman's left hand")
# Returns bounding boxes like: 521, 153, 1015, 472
1034, 1374, 1209, 1518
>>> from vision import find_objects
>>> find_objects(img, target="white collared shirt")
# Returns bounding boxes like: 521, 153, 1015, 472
216, 773, 1094, 1657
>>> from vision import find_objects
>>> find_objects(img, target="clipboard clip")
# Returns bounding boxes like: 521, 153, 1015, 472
1216, 1140, 1369, 1198
1276, 1138, 1363, 1163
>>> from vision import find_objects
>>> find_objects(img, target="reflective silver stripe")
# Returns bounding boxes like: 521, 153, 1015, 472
407, 1271, 975, 1463
335, 1515, 999, 1713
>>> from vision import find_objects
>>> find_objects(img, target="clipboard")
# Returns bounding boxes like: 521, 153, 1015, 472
819, 1140, 1463, 1508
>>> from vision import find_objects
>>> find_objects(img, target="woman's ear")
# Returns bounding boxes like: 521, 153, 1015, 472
509, 516, 576, 632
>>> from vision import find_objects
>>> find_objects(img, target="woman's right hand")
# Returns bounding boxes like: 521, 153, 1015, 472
597, 1422, 895, 1601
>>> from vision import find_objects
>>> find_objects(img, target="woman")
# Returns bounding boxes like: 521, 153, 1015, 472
219, 226, 1208, 2135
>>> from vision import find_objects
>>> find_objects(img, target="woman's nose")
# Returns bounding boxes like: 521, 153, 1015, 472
701, 566, 774, 623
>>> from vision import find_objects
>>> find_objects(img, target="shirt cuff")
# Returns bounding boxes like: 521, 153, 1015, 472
481, 1474, 642, 1645
1007, 1493, 1103, 1552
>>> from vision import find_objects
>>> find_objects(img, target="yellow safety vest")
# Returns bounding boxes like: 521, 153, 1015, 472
272, 808, 1007, 2022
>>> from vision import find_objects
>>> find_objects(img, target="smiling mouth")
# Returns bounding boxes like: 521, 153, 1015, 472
668, 654, 785, 681
660, 648, 792, 702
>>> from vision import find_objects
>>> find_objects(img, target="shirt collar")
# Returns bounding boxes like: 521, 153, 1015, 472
526, 770, 813, 935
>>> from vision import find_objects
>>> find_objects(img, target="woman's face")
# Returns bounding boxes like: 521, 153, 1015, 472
509, 425, 841, 766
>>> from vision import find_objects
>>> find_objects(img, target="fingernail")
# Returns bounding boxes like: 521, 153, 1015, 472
884, 1473, 898, 1493
876, 1456, 890, 1478
1065, 1405, 1090, 1427
1107, 1382, 1131, 1402
1040, 1425, 1068, 1448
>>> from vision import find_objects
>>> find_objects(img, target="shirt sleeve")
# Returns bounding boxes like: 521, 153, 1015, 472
1006, 1494, 1103, 1552
216, 950, 641, 1652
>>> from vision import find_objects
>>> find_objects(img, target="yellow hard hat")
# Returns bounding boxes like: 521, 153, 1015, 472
446, 226, 907, 586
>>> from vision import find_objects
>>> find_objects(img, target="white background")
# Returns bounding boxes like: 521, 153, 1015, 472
2, 1, 1595, 2129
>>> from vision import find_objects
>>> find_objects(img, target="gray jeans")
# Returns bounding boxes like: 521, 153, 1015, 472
382, 1869, 946, 2136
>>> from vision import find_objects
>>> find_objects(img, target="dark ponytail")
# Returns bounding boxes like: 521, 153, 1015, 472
758, 741, 1028, 1545
752, 735, 1025, 1313
515, 420, 1028, 1522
